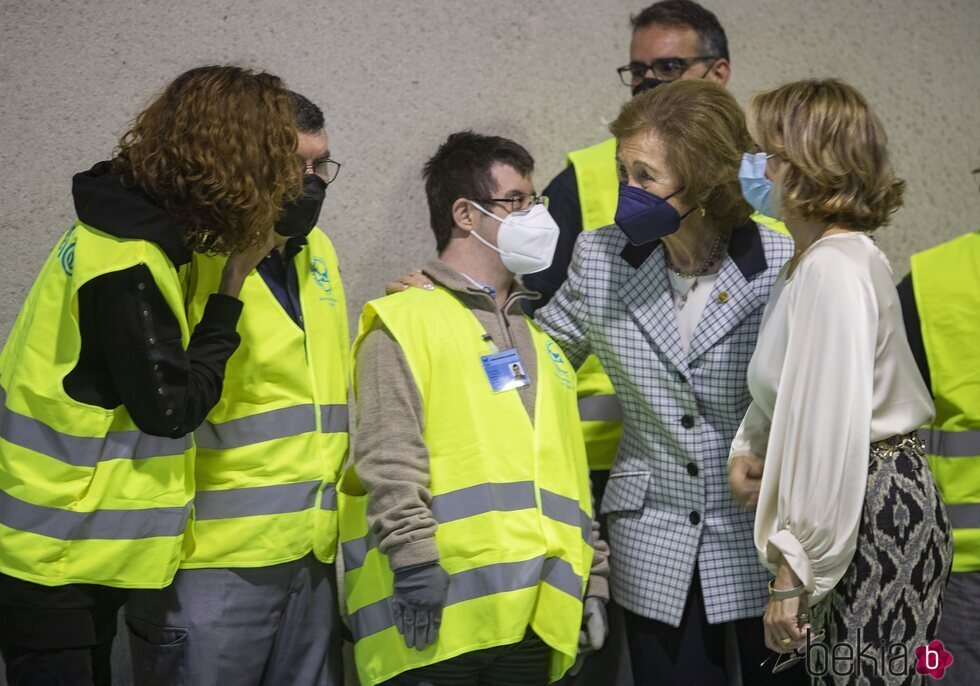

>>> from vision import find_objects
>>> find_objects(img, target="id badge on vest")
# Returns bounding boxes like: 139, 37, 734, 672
481, 349, 530, 393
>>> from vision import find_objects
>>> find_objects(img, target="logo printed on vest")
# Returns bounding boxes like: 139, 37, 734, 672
311, 256, 337, 306
57, 227, 77, 276
546, 341, 574, 389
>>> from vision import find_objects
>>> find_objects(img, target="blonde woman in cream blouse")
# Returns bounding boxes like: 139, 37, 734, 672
729, 79, 952, 684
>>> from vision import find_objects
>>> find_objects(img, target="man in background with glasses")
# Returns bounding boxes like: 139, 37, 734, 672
525, 0, 742, 515
521, 3, 787, 685
524, 0, 733, 317
125, 91, 350, 686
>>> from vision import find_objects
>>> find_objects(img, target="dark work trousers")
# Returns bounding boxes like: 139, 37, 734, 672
623, 570, 808, 686
382, 630, 552, 686
0, 572, 129, 686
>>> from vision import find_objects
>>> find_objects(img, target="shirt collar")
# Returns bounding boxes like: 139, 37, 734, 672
619, 219, 768, 280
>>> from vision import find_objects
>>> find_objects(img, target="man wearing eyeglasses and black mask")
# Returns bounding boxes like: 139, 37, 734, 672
525, 0, 765, 514
125, 91, 350, 686
524, 1, 735, 318
520, 3, 788, 685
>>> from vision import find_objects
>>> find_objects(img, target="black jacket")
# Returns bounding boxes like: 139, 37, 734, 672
64, 162, 242, 438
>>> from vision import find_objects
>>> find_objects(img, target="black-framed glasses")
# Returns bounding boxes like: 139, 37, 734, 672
474, 193, 548, 214
303, 158, 342, 184
617, 56, 718, 86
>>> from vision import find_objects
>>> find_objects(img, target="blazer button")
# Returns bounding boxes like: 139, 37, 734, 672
689, 511, 701, 526
686, 462, 699, 476
681, 414, 695, 429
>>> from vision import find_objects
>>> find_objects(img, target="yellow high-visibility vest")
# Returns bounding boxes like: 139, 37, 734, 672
0, 222, 193, 588
912, 230, 980, 572
181, 227, 350, 568
565, 137, 790, 472
340, 286, 594, 685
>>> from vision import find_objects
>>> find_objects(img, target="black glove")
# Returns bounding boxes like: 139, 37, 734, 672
389, 562, 451, 651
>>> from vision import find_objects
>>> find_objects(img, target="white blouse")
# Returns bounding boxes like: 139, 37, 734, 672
730, 232, 934, 603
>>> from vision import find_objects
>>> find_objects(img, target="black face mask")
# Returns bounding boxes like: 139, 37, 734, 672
631, 77, 668, 97
275, 174, 327, 238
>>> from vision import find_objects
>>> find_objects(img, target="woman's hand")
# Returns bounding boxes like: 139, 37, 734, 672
219, 230, 276, 298
764, 595, 810, 653
764, 559, 810, 653
385, 269, 434, 295
728, 453, 764, 510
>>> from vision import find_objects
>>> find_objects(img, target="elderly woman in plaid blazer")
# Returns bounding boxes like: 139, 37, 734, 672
535, 80, 799, 685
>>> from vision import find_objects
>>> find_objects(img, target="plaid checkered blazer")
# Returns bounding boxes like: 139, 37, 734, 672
535, 220, 794, 626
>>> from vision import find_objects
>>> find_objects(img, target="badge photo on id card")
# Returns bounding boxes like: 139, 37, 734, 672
481, 348, 530, 393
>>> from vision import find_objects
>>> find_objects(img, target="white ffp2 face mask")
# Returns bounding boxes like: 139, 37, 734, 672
467, 201, 560, 275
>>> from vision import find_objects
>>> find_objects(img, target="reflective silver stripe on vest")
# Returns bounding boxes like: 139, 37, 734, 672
342, 528, 379, 572
577, 394, 623, 422
0, 386, 190, 468
0, 488, 191, 540
321, 405, 349, 433
348, 555, 582, 640
195, 404, 349, 451
430, 481, 536, 523
320, 482, 338, 511
343, 482, 536, 572
947, 503, 980, 530
342, 483, 592, 572
540, 489, 592, 544
194, 480, 322, 520
921, 428, 980, 458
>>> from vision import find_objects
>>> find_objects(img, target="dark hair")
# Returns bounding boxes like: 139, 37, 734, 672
422, 131, 534, 253
631, 0, 729, 61
113, 65, 300, 254
290, 90, 325, 133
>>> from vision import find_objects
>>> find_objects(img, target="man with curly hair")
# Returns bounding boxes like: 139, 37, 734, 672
0, 65, 298, 686
125, 91, 349, 686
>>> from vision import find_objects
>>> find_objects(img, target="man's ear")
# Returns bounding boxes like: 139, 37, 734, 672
451, 198, 475, 234
707, 58, 731, 86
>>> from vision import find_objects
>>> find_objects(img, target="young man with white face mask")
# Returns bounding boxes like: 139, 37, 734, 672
339, 131, 609, 686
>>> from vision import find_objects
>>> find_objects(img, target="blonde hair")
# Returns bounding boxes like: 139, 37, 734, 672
610, 79, 753, 230
747, 78, 904, 232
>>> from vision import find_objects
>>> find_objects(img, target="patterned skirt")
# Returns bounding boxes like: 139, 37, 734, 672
809, 434, 953, 686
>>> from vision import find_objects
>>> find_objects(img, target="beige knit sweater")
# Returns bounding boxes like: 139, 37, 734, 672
353, 259, 609, 601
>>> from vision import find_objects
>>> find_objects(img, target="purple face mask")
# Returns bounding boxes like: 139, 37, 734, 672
614, 184, 693, 245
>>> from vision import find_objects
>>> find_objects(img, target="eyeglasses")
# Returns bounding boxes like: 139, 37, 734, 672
302, 158, 342, 184
617, 56, 718, 87
474, 193, 548, 214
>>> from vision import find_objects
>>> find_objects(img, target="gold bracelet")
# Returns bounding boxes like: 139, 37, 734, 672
768, 579, 805, 600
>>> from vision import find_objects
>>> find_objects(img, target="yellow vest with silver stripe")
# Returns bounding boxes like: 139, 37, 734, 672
566, 137, 791, 471
340, 286, 593, 685
182, 227, 349, 568
0, 223, 193, 588
911, 230, 980, 572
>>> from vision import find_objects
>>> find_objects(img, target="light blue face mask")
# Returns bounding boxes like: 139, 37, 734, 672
739, 152, 780, 219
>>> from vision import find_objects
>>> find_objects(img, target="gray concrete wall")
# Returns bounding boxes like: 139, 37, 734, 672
0, 0, 978, 683
1, 0, 979, 345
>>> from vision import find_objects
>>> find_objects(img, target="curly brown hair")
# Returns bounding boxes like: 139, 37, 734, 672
610, 80, 754, 231
747, 79, 904, 232
113, 65, 301, 254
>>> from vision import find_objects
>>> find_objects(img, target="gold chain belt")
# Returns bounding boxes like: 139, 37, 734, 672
869, 431, 923, 461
